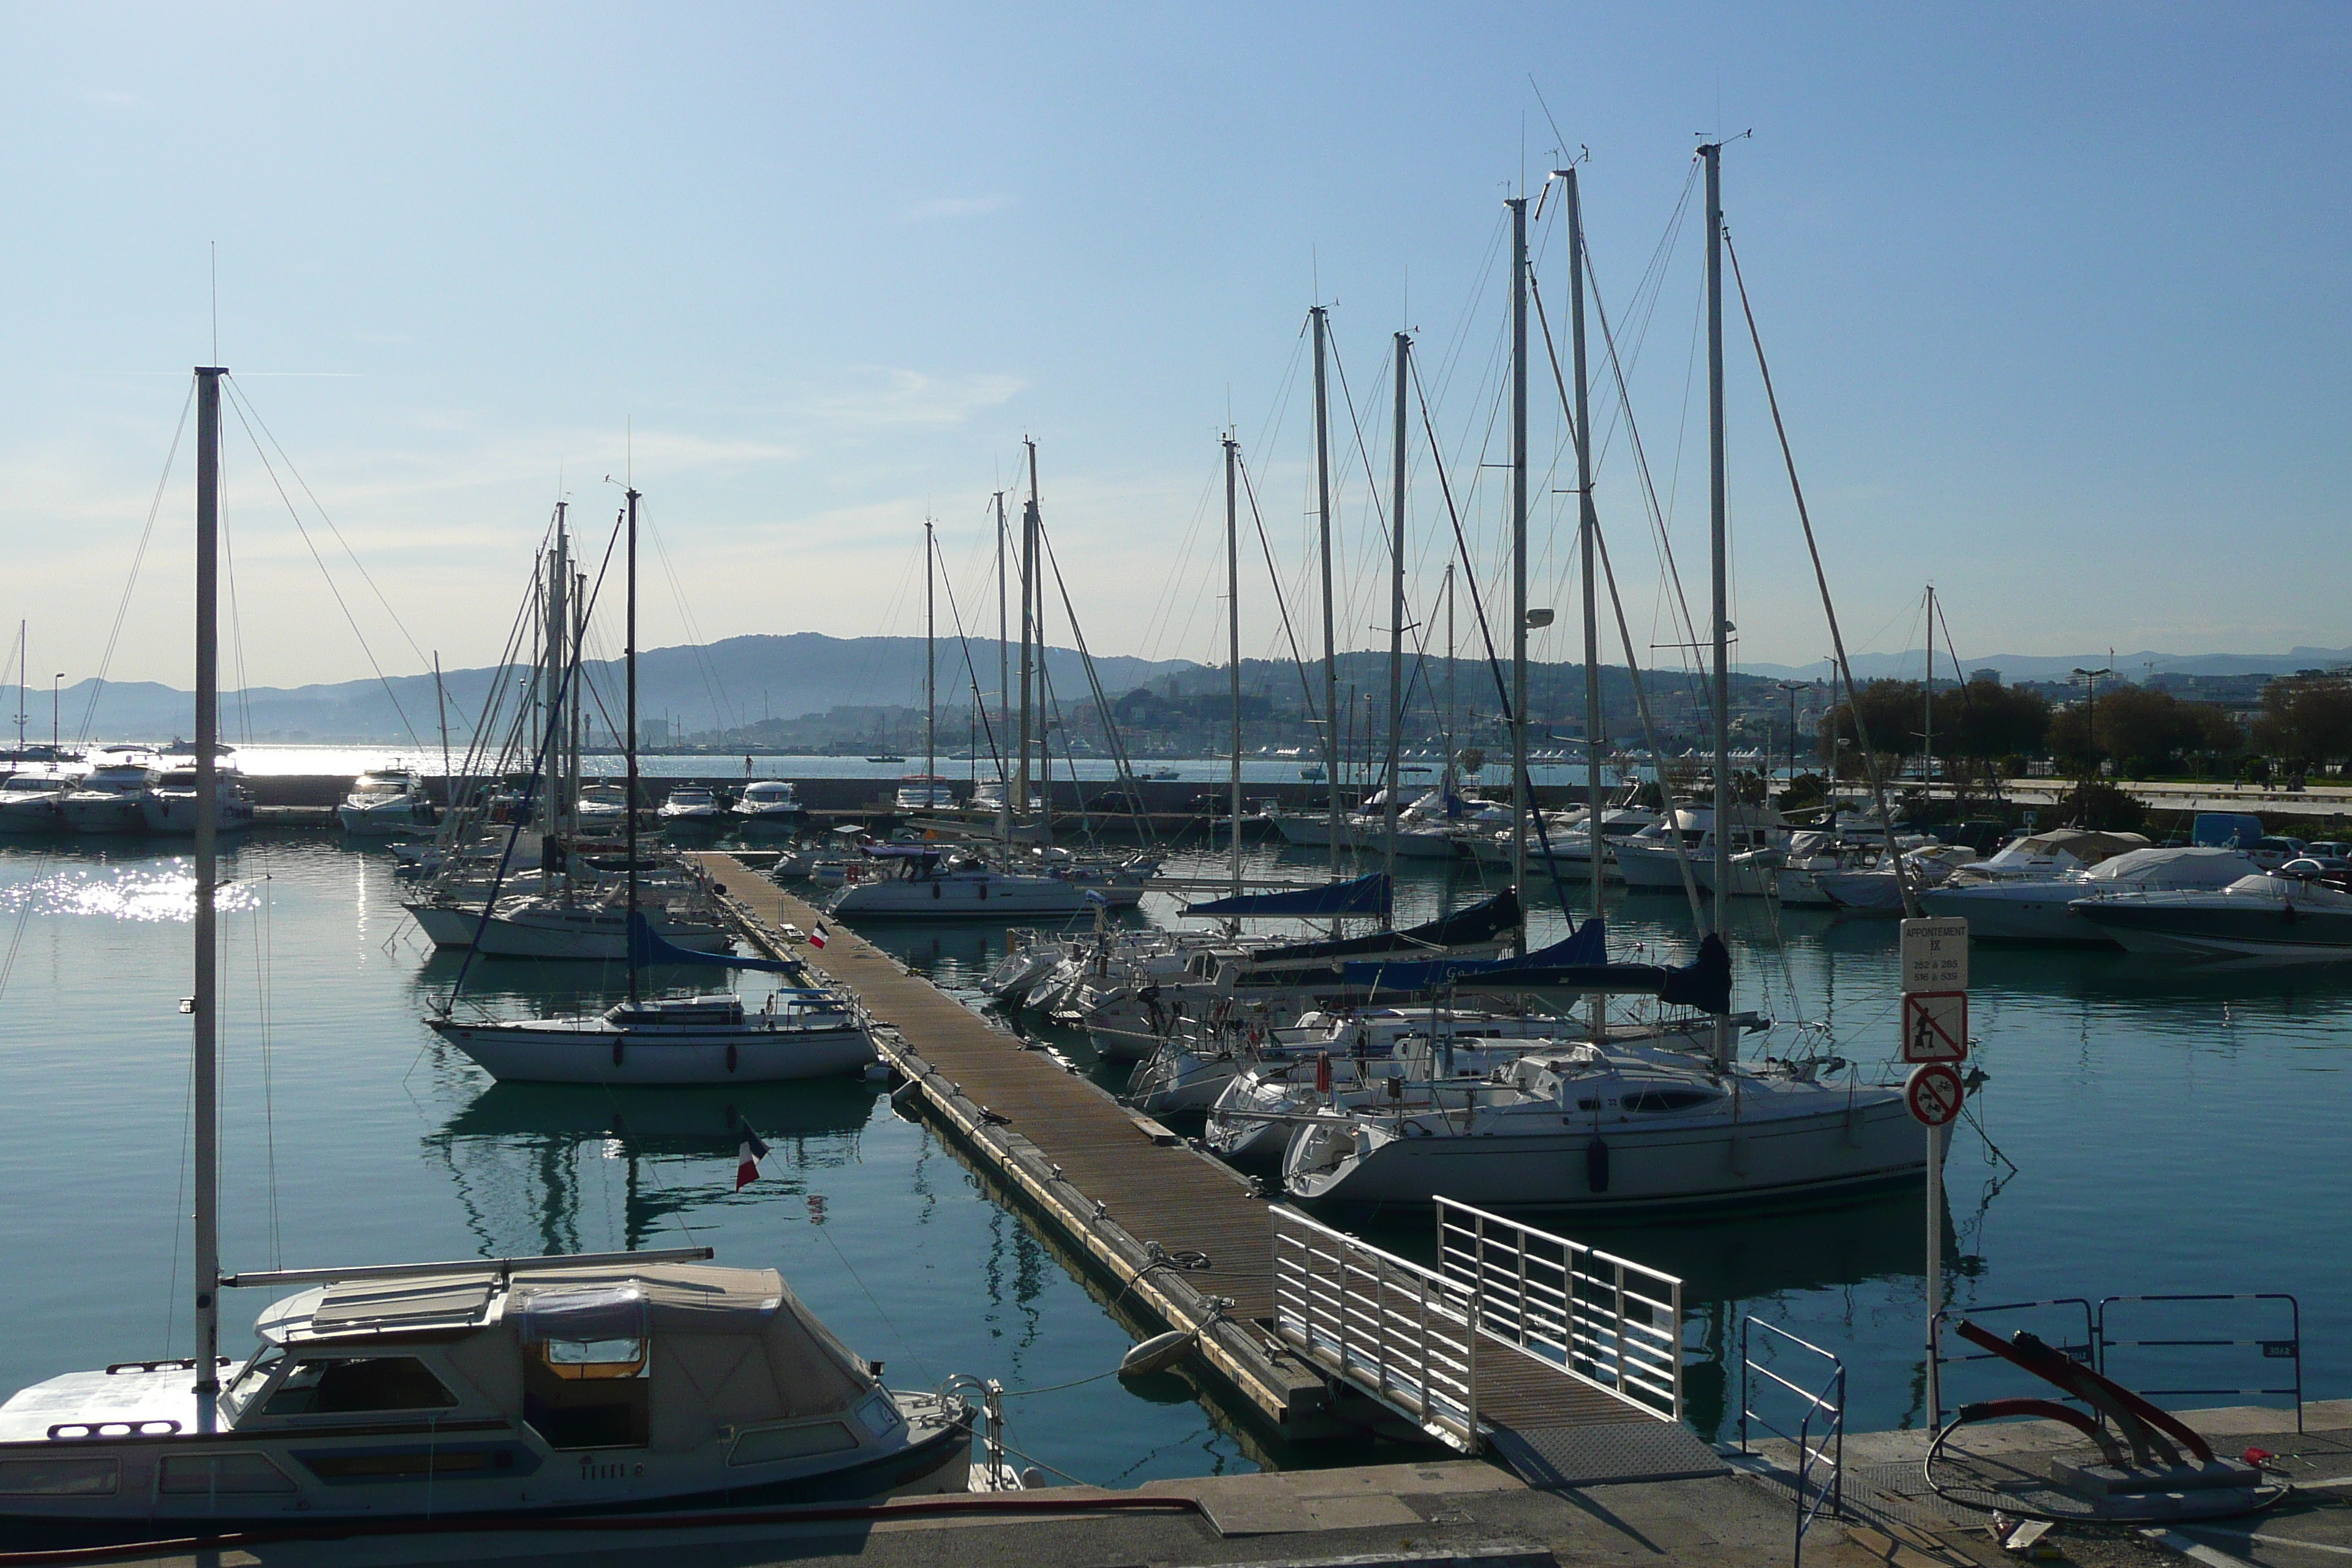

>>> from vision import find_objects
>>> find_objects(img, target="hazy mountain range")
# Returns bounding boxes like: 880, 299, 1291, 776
12, 631, 2340, 747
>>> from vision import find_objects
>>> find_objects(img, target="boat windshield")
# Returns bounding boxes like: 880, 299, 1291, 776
354, 780, 410, 798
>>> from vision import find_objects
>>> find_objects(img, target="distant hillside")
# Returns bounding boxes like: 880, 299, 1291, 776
42, 633, 1199, 746
1738, 646, 2352, 685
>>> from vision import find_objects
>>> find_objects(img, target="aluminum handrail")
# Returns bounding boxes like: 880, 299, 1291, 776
1435, 1197, 1684, 1420
1929, 1297, 2096, 1428
2096, 1293, 2304, 1435
1739, 1318, 1844, 1568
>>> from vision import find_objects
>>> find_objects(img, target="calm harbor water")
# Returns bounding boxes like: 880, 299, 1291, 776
0, 828, 2342, 1482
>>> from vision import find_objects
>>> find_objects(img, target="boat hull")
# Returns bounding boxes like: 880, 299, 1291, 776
1917, 886, 2111, 943
59, 794, 148, 834
430, 1017, 878, 1084
471, 911, 734, 961
826, 878, 1089, 919
2073, 902, 2352, 962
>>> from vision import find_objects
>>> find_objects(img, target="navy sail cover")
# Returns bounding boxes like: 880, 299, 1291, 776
1182, 872, 1392, 920
1341, 916, 1606, 990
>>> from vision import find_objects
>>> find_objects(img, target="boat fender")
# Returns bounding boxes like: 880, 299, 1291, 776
726, 1043, 738, 1073
1119, 1328, 1196, 1379
890, 1077, 925, 1105
1586, 1136, 1610, 1194
611, 1037, 625, 1066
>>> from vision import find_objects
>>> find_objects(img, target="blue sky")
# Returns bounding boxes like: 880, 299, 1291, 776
2, 3, 2345, 692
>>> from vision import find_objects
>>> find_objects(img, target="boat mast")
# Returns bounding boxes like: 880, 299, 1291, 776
924, 519, 937, 794
545, 509, 569, 837
625, 486, 641, 1010
1311, 305, 1340, 892
1017, 467, 1033, 833
1025, 440, 1052, 848
1443, 563, 1455, 782
1509, 194, 1531, 949
1703, 140, 1731, 1071
995, 489, 1010, 834
433, 651, 451, 801
14, 620, 25, 755
1384, 331, 1409, 901
191, 364, 225, 1428
1225, 434, 1243, 902
1923, 584, 1935, 790
1568, 167, 1605, 942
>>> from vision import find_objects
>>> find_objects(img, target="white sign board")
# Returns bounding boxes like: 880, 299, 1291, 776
1901, 991, 1970, 1063
1900, 916, 1970, 993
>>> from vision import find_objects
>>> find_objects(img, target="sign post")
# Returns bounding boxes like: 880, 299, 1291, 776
1901, 916, 1969, 1425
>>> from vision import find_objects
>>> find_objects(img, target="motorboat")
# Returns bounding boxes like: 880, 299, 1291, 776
657, 784, 728, 826
733, 779, 804, 829
337, 769, 434, 836
431, 989, 876, 1085
2069, 862, 2352, 962
142, 766, 257, 834
1933, 828, 2150, 886
0, 771, 67, 834
824, 845, 1092, 919
1613, 805, 1789, 896
1284, 1039, 1919, 1210
893, 777, 957, 812
1812, 843, 1981, 916
59, 755, 161, 834
575, 782, 630, 832
1920, 845, 2260, 943
0, 1255, 970, 1534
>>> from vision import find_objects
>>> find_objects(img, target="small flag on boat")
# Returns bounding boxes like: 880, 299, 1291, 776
736, 1124, 772, 1190
809, 922, 830, 949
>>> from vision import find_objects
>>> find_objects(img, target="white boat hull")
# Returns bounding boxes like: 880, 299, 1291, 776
0, 795, 61, 834
827, 877, 1088, 919
431, 1017, 877, 1084
59, 794, 148, 834
472, 909, 734, 961
141, 794, 257, 834
1917, 886, 2111, 943
339, 800, 433, 835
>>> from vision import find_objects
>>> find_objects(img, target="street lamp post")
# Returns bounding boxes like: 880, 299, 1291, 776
1774, 681, 1806, 801
2071, 666, 2111, 776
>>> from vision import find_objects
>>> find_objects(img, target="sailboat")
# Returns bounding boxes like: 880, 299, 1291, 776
431, 489, 880, 1085
0, 371, 967, 1538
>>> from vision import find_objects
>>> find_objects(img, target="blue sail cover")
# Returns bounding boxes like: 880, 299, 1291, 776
1183, 872, 1392, 920
1443, 932, 1734, 1017
627, 911, 811, 976
1341, 917, 1607, 991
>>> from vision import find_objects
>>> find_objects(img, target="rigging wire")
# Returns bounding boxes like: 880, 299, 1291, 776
74, 382, 195, 745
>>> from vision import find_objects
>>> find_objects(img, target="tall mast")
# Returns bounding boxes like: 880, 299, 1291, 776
1017, 466, 1034, 831
995, 490, 1009, 832
191, 364, 225, 1428
624, 486, 641, 1010
924, 520, 937, 793
1509, 194, 1531, 948
1384, 331, 1409, 902
1225, 434, 1243, 901
1025, 440, 1051, 848
545, 508, 569, 836
1923, 584, 1935, 788
1703, 140, 1730, 1071
14, 621, 25, 755
1311, 306, 1340, 887
1444, 563, 1455, 780
1568, 167, 1605, 935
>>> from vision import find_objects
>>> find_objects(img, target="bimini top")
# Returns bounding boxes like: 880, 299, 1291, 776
260, 1262, 796, 1346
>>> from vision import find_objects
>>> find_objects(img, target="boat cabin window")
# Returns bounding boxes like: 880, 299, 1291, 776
159, 1452, 298, 1494
257, 1356, 457, 1416
1621, 1089, 1716, 1113
524, 1337, 652, 1450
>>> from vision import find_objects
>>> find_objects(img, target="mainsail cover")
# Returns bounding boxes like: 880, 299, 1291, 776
1443, 931, 1733, 1016
627, 911, 810, 976
1182, 872, 1392, 920
1246, 889, 1522, 966
1341, 916, 1606, 990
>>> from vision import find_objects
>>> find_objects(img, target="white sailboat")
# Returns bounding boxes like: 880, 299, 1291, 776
0, 369, 966, 1538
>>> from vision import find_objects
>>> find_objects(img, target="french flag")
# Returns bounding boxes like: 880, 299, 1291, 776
809, 922, 830, 950
735, 1124, 771, 1190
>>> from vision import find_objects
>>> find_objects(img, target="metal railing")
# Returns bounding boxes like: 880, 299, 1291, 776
2097, 1294, 2304, 1434
1269, 1205, 1479, 1451
1738, 1319, 1844, 1568
1435, 1197, 1684, 1420
1930, 1297, 2095, 1429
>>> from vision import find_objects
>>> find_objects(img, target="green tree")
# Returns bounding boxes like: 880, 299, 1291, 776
2253, 674, 2352, 772
2051, 685, 2239, 775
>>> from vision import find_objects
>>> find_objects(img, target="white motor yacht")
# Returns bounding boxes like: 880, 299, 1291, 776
734, 779, 804, 829
657, 784, 728, 826
894, 777, 957, 812
431, 990, 876, 1084
1284, 1040, 1919, 1210
825, 845, 1091, 920
337, 769, 434, 836
1613, 805, 1788, 896
59, 756, 161, 834
1921, 845, 2259, 943
2068, 862, 2352, 962
142, 765, 257, 834
1813, 843, 1981, 915
0, 771, 67, 834
575, 782, 630, 832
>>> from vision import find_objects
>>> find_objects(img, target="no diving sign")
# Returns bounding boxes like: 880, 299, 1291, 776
1901, 991, 1969, 1062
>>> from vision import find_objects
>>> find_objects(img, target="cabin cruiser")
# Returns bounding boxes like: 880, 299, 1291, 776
575, 782, 630, 832
894, 777, 957, 812
733, 779, 804, 829
59, 755, 162, 834
824, 845, 1092, 919
1812, 843, 1981, 915
0, 771, 67, 834
657, 784, 728, 826
337, 769, 434, 836
1920, 845, 2260, 943
1613, 805, 1788, 896
142, 765, 257, 834
0, 1256, 970, 1534
1021, 845, 1156, 909
431, 988, 876, 1084
2069, 861, 2352, 962
1284, 1039, 1919, 1210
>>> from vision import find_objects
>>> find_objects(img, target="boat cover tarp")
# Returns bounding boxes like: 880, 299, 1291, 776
508, 1263, 790, 1336
627, 910, 807, 976
1446, 931, 1733, 1016
1341, 916, 1605, 990
1183, 871, 1392, 920
1248, 889, 1521, 965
